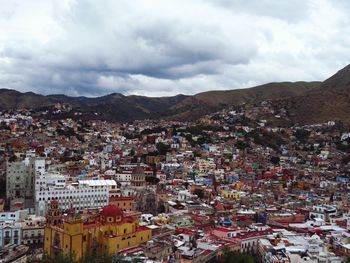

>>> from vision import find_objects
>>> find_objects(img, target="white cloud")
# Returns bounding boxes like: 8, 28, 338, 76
0, 0, 349, 97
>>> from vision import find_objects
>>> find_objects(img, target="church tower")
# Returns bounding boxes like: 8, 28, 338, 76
46, 200, 62, 226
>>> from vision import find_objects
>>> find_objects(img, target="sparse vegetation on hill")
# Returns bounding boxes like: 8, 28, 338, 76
3, 64, 350, 125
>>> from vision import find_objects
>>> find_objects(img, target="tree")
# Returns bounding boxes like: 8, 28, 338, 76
224, 153, 233, 160
219, 251, 255, 263
80, 251, 114, 263
158, 202, 166, 213
145, 176, 160, 185
184, 133, 195, 146
41, 253, 74, 263
197, 135, 213, 145
76, 134, 85, 143
294, 129, 310, 142
172, 125, 177, 135
156, 142, 170, 155
41, 251, 115, 263
8, 155, 17, 162
235, 140, 248, 150
193, 188, 204, 199
270, 156, 280, 165
183, 181, 190, 189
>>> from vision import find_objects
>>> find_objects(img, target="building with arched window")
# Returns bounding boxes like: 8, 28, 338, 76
130, 165, 146, 188
44, 203, 151, 261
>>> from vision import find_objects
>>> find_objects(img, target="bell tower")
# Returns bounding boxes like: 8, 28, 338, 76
46, 200, 63, 226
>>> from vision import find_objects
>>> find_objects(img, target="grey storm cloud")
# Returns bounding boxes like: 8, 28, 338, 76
0, 0, 350, 97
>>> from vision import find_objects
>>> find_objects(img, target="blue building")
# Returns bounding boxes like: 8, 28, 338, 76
0, 221, 21, 247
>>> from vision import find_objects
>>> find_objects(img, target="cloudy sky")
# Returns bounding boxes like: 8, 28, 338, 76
0, 0, 350, 97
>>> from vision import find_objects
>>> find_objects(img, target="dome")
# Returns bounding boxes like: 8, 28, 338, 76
101, 205, 123, 217
311, 234, 320, 240
132, 165, 145, 175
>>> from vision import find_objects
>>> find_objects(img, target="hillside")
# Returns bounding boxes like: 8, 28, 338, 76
281, 65, 350, 125
320, 64, 350, 92
1, 64, 350, 124
0, 82, 319, 122
164, 81, 321, 121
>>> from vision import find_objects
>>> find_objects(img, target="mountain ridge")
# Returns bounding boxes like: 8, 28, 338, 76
1, 64, 350, 124
0, 81, 319, 122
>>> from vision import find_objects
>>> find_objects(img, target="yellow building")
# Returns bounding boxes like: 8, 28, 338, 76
232, 181, 243, 190
44, 201, 151, 261
221, 190, 241, 199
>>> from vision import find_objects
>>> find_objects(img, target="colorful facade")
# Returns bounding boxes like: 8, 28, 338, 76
109, 197, 136, 212
44, 201, 151, 261
221, 190, 243, 199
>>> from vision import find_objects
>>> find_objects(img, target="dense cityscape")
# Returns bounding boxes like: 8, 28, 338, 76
0, 100, 350, 263
2, 1, 350, 262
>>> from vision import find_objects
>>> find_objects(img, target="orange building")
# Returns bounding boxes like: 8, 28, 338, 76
109, 197, 135, 212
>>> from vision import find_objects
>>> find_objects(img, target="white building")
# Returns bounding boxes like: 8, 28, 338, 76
178, 190, 196, 201
104, 169, 116, 177
115, 172, 132, 185
78, 180, 118, 198
21, 215, 45, 246
309, 205, 337, 221
35, 172, 116, 216
0, 210, 28, 223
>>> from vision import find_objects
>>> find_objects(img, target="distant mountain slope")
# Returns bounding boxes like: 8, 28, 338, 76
281, 65, 350, 125
169, 81, 321, 120
320, 64, 350, 92
0, 82, 321, 122
1, 64, 350, 124
0, 89, 192, 122
0, 89, 53, 109
193, 81, 321, 105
